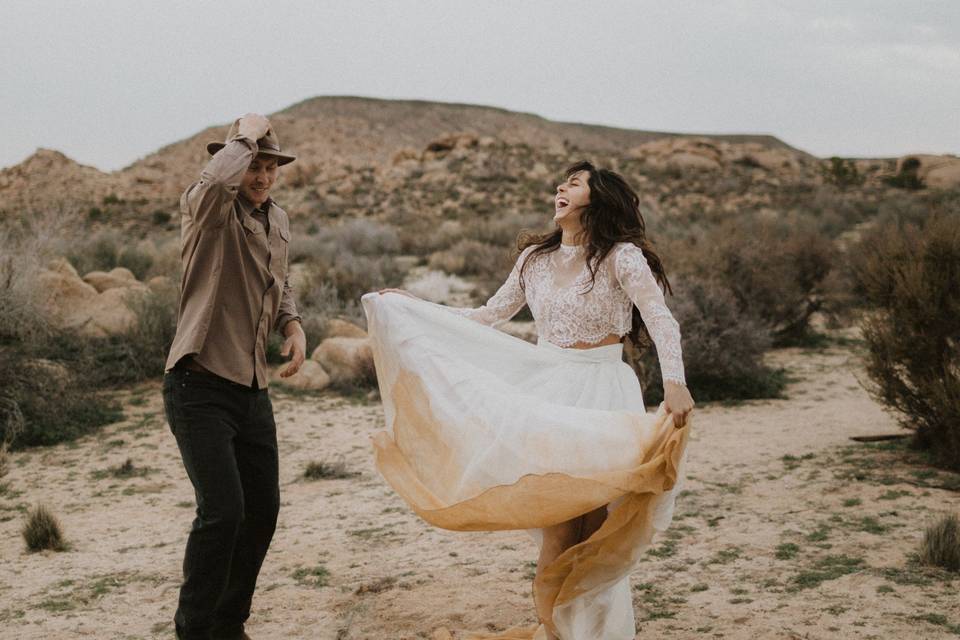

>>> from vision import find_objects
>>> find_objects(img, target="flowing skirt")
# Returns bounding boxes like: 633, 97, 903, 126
362, 293, 689, 640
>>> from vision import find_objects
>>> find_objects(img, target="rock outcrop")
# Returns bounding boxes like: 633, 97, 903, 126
629, 137, 809, 177
324, 319, 367, 340
311, 337, 374, 386
37, 258, 149, 338
82, 267, 146, 293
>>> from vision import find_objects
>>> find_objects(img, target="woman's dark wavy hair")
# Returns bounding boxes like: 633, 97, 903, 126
517, 160, 672, 349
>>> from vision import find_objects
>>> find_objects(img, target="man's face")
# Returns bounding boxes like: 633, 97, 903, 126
240, 154, 279, 207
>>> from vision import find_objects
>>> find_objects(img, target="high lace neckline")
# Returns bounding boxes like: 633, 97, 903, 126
558, 242, 584, 253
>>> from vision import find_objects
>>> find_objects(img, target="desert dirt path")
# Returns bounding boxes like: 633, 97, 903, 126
1, 343, 959, 639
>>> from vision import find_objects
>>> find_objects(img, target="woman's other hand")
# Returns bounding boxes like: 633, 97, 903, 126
664, 381, 694, 429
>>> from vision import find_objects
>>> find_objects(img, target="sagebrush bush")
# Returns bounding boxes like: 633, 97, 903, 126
428, 239, 513, 279
22, 504, 67, 552
464, 212, 547, 247
634, 275, 785, 404
874, 187, 960, 231
65, 231, 155, 280
0, 223, 57, 343
0, 347, 122, 449
300, 280, 364, 328
115, 287, 180, 382
390, 213, 465, 256
852, 213, 960, 469
918, 514, 960, 573
146, 238, 183, 281
332, 218, 401, 256
698, 215, 833, 346
309, 251, 404, 305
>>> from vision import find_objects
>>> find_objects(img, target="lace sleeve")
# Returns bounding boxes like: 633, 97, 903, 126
444, 251, 527, 327
613, 243, 687, 385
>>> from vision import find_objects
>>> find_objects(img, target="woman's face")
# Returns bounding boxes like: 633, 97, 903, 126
554, 170, 590, 223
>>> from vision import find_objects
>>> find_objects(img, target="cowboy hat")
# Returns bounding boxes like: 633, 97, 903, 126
206, 119, 296, 165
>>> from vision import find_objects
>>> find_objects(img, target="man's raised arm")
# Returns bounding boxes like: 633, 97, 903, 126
181, 113, 271, 228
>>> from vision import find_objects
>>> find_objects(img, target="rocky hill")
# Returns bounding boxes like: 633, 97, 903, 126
2, 95, 957, 234
0, 97, 817, 217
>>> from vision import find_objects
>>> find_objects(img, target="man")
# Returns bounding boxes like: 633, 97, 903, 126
162, 113, 307, 640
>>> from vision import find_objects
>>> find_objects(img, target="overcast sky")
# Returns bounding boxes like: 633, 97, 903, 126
2, 0, 957, 171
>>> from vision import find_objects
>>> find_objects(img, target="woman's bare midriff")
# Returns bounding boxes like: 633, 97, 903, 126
569, 333, 622, 350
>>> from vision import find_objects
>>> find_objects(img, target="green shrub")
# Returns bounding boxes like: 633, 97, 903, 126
821, 157, 864, 188
67, 234, 120, 275
918, 514, 960, 573
22, 504, 67, 552
117, 248, 154, 281
151, 210, 172, 225
633, 276, 786, 404
883, 158, 924, 190
853, 214, 960, 469
0, 348, 122, 449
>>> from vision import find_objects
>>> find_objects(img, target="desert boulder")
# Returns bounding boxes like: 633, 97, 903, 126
311, 337, 375, 386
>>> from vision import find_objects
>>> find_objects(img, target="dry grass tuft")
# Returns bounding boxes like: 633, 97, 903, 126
303, 458, 360, 481
0, 442, 10, 479
918, 514, 960, 573
22, 504, 68, 552
354, 576, 397, 595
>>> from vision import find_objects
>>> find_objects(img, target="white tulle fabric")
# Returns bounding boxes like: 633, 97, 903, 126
449, 242, 686, 384
362, 293, 689, 640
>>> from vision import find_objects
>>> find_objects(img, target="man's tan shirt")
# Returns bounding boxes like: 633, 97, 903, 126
164, 135, 300, 387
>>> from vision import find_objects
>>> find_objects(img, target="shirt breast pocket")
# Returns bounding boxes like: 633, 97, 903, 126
241, 215, 266, 236
273, 223, 291, 281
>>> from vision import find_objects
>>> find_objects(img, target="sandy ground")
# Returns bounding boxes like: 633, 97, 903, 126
1, 342, 959, 640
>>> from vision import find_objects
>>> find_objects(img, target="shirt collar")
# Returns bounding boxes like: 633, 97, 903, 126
237, 193, 273, 217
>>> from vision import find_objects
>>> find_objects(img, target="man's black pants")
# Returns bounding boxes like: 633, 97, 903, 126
162, 368, 280, 640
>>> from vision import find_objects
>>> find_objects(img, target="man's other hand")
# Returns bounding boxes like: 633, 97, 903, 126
279, 321, 306, 378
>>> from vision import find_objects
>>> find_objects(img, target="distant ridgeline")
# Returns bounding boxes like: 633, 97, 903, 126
1, 95, 957, 228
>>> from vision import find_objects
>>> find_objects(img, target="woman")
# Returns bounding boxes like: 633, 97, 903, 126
364, 161, 693, 639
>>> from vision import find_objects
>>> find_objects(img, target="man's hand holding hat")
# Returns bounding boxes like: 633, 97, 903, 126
207, 113, 296, 165
238, 113, 271, 142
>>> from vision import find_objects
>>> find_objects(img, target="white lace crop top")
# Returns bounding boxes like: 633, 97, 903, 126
449, 242, 686, 384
